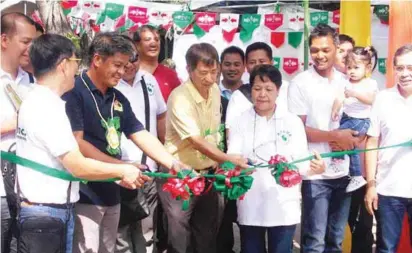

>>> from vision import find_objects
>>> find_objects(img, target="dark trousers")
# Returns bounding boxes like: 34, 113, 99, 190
301, 178, 351, 253
375, 194, 412, 253
156, 173, 224, 253
239, 225, 296, 253
217, 199, 237, 253
338, 113, 370, 177
1, 197, 17, 253
348, 185, 374, 253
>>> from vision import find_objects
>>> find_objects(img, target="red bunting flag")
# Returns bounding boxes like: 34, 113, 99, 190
271, 32, 285, 48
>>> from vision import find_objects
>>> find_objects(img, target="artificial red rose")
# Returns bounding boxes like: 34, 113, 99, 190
279, 170, 302, 187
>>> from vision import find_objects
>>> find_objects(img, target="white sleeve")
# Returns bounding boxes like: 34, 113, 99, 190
226, 90, 243, 129
367, 93, 382, 137
369, 78, 379, 93
227, 115, 243, 154
288, 77, 308, 116
34, 109, 78, 157
152, 76, 167, 115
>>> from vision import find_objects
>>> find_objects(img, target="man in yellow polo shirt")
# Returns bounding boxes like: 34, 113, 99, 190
158, 43, 248, 253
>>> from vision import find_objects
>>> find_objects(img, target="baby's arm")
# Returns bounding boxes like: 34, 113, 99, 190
345, 89, 377, 105
331, 97, 344, 121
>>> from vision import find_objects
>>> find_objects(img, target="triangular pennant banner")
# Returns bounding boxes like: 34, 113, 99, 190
173, 11, 194, 30
283, 58, 299, 75
240, 14, 261, 43
270, 32, 285, 48
374, 5, 389, 25
128, 6, 148, 25
82, 1, 102, 20
95, 12, 106, 25
114, 14, 126, 30
104, 3, 124, 20
332, 10, 340, 25
273, 57, 281, 69
286, 11, 304, 31
149, 10, 172, 30
61, 0, 78, 10
264, 13, 283, 31
288, 32, 303, 48
193, 12, 216, 38
195, 12, 216, 32
310, 11, 328, 26
378, 58, 387, 74
220, 13, 239, 43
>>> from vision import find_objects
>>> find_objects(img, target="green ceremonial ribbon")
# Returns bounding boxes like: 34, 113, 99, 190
289, 140, 412, 165
1, 139, 411, 183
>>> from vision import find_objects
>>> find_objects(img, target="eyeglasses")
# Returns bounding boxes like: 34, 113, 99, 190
130, 54, 139, 63
394, 65, 412, 73
67, 57, 82, 62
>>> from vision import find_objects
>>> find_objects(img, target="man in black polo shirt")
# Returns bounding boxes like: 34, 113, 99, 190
63, 32, 184, 253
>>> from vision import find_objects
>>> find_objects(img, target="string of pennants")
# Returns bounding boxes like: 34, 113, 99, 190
61, 1, 390, 41
273, 57, 387, 76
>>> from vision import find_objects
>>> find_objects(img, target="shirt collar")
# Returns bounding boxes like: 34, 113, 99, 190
187, 79, 214, 104
0, 66, 28, 83
81, 70, 114, 95
251, 102, 288, 121
219, 82, 231, 93
34, 85, 65, 104
308, 67, 344, 83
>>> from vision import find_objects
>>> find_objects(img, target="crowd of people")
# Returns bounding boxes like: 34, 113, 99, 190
1, 11, 412, 253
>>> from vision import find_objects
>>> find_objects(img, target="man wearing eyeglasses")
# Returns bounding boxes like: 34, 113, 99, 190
63, 32, 185, 253
365, 44, 412, 253
115, 35, 167, 253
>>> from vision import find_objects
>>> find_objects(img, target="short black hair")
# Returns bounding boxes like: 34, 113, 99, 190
186, 43, 219, 71
132, 25, 159, 43
309, 23, 339, 46
1, 12, 35, 35
30, 34, 76, 78
245, 42, 272, 62
250, 64, 282, 89
220, 46, 245, 63
394, 44, 412, 66
88, 32, 134, 66
338, 34, 355, 47
34, 22, 44, 34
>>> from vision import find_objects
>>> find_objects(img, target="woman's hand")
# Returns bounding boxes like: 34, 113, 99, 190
308, 151, 325, 176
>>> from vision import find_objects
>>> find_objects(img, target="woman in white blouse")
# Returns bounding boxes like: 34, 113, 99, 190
228, 64, 325, 253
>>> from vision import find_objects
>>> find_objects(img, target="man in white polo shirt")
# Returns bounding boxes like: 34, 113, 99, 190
288, 24, 360, 253
365, 44, 412, 253
0, 12, 36, 253
115, 36, 167, 253
15, 34, 150, 253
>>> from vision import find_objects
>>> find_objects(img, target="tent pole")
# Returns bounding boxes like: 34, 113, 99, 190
303, 0, 309, 70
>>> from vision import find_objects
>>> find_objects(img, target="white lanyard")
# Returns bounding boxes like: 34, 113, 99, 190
80, 72, 115, 129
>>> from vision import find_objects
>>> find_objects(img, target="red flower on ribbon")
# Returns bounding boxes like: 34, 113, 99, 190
162, 170, 205, 201
279, 170, 302, 187
270, 155, 302, 188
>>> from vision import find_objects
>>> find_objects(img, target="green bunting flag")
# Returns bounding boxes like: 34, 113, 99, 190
173, 11, 194, 30
288, 32, 303, 48
273, 57, 281, 69
240, 14, 261, 43
104, 3, 124, 20
378, 58, 387, 74
374, 5, 389, 25
310, 11, 328, 26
